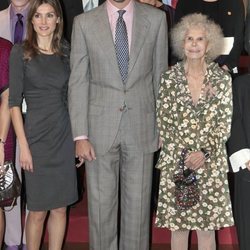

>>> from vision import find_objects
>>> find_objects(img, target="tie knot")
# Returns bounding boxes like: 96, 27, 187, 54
118, 10, 126, 18
16, 13, 23, 21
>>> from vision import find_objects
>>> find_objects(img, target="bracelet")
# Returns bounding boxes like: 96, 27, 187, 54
0, 139, 6, 145
201, 148, 210, 160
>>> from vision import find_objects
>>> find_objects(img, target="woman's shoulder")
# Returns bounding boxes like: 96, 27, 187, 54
0, 37, 12, 50
162, 62, 183, 78
60, 39, 70, 66
60, 39, 70, 56
160, 63, 184, 90
208, 62, 231, 79
0, 38, 12, 64
10, 43, 24, 57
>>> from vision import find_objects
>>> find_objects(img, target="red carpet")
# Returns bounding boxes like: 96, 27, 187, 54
63, 192, 238, 245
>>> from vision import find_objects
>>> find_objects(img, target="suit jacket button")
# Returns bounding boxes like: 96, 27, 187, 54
119, 107, 124, 112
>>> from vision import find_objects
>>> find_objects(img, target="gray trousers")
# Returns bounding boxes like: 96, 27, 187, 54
86, 112, 154, 250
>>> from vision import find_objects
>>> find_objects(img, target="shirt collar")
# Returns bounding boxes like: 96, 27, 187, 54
106, 0, 134, 17
10, 3, 29, 20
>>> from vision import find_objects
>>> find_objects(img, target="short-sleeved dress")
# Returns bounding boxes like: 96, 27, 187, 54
155, 62, 234, 231
9, 44, 78, 211
0, 38, 14, 161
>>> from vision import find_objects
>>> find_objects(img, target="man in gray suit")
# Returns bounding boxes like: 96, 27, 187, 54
68, 0, 168, 248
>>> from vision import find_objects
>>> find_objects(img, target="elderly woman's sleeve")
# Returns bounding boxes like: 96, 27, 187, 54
227, 75, 250, 172
9, 45, 25, 108
205, 75, 233, 160
156, 73, 177, 168
156, 74, 171, 144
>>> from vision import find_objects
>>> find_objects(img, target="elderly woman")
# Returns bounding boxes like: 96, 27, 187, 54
155, 13, 234, 250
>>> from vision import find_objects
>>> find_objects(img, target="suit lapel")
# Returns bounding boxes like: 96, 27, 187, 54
128, 2, 150, 76
92, 2, 150, 85
93, 4, 123, 83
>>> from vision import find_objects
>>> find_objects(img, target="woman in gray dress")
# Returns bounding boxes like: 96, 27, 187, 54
9, 0, 78, 249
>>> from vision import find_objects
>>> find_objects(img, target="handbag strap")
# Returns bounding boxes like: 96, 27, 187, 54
178, 148, 190, 172
0, 198, 17, 212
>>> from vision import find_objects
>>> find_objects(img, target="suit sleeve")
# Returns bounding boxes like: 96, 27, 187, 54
174, 0, 186, 23
227, 75, 250, 172
245, 0, 250, 54
0, 0, 8, 11
153, 11, 168, 99
224, 0, 244, 70
68, 16, 90, 138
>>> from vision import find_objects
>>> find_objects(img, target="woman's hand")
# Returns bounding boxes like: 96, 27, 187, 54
10, 106, 33, 171
0, 145, 5, 176
0, 144, 4, 167
20, 144, 33, 172
184, 151, 205, 170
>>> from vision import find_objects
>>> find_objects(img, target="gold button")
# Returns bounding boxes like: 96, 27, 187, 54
228, 11, 232, 15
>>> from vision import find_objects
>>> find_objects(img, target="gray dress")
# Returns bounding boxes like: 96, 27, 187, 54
9, 45, 78, 211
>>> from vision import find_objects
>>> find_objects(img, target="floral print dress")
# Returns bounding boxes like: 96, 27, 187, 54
155, 61, 234, 231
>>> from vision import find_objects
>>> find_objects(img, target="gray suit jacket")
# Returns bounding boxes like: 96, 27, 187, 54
69, 1, 168, 155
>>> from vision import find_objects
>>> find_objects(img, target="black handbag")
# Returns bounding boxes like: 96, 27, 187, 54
173, 149, 200, 210
0, 161, 21, 209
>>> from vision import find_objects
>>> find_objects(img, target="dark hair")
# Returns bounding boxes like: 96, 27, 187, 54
23, 0, 63, 60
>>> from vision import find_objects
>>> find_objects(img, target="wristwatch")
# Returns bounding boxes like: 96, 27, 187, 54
201, 148, 210, 160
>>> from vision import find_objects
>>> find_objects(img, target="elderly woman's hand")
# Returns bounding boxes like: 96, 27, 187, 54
158, 137, 163, 149
221, 65, 229, 71
184, 151, 205, 170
